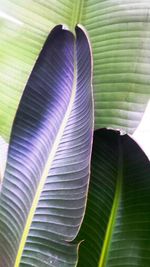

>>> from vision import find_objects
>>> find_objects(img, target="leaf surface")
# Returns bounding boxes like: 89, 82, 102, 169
77, 129, 150, 267
0, 25, 93, 267
81, 1, 150, 132
1, 0, 150, 140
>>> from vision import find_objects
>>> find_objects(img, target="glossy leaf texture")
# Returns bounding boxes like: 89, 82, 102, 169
0, 25, 93, 267
77, 129, 150, 267
1, 1, 150, 141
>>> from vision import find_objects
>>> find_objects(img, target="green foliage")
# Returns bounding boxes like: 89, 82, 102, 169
77, 129, 150, 267
1, 1, 150, 140
0, 1, 150, 267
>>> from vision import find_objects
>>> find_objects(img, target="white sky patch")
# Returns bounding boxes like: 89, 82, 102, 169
132, 100, 150, 160
0, 136, 8, 181
0, 10, 23, 25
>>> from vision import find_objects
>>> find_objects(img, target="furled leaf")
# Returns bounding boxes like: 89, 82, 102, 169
1, 1, 150, 141
0, 25, 93, 267
77, 129, 150, 267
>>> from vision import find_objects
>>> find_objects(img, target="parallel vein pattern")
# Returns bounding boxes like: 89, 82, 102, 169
106, 135, 150, 267
0, 26, 93, 267
77, 130, 119, 267
81, 0, 150, 132
77, 129, 150, 267
0, 0, 74, 140
20, 27, 93, 267
1, 0, 150, 141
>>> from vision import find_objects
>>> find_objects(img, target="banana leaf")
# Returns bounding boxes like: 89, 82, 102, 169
77, 129, 150, 267
0, 0, 150, 140
0, 25, 93, 267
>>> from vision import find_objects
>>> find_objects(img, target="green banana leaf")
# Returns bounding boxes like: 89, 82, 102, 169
0, 25, 93, 267
76, 129, 150, 267
1, 0, 150, 141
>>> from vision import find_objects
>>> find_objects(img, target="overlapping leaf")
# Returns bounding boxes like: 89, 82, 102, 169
1, 0, 150, 141
81, 0, 150, 132
77, 129, 150, 267
0, 0, 74, 140
0, 25, 93, 267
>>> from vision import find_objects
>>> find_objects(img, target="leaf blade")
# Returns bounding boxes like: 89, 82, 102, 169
99, 136, 123, 267
0, 25, 93, 267
0, 0, 74, 141
1, 1, 150, 140
77, 129, 150, 267
81, 1, 150, 132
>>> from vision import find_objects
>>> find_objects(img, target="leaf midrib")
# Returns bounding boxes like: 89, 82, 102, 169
98, 137, 123, 267
14, 34, 77, 267
71, 0, 84, 30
